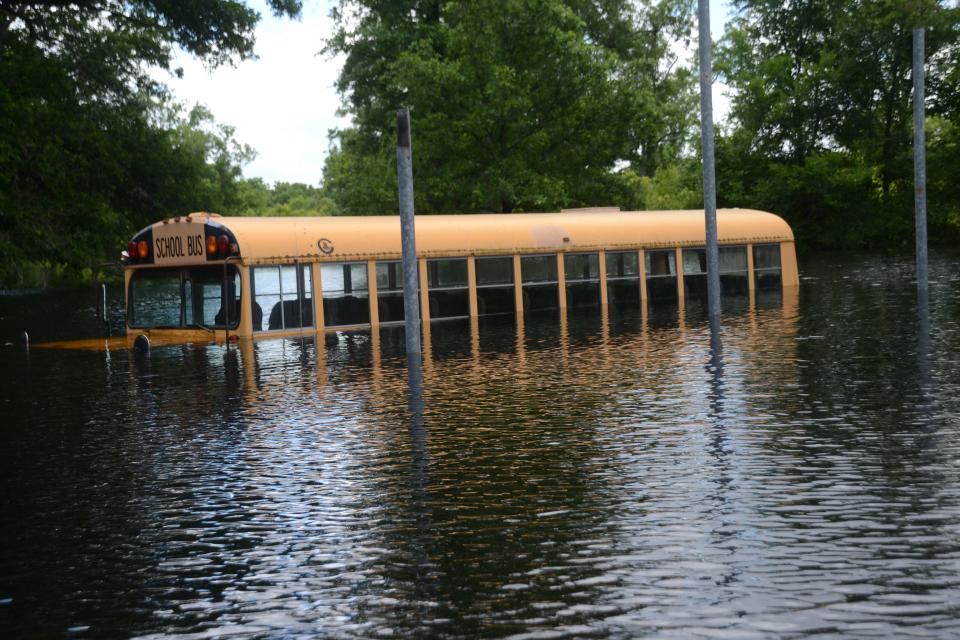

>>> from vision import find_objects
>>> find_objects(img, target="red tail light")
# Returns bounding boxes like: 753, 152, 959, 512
126, 241, 137, 258
218, 234, 229, 255
206, 235, 218, 255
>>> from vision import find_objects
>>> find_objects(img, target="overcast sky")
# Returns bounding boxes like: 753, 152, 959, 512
159, 0, 732, 186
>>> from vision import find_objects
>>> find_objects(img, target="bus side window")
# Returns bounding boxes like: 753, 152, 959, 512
376, 261, 405, 323
251, 264, 313, 331
753, 244, 782, 291
521, 254, 559, 313
427, 258, 469, 319
475, 256, 515, 315
681, 248, 707, 298
564, 253, 601, 308
321, 262, 370, 327
605, 251, 640, 306
718, 246, 748, 296
645, 249, 678, 304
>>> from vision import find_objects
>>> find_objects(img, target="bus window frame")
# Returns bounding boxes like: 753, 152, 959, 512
127, 265, 241, 330
250, 263, 314, 332
320, 261, 371, 328
475, 255, 516, 317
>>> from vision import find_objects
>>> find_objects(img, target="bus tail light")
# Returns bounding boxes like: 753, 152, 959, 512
126, 241, 137, 258
207, 234, 218, 255
218, 234, 229, 255
137, 240, 149, 258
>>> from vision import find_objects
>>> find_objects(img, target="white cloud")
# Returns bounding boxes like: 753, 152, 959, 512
157, 0, 347, 185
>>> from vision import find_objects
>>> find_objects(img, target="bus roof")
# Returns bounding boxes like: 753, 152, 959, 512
152, 209, 794, 263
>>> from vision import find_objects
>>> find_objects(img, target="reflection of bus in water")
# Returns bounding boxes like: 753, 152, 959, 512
120, 208, 798, 346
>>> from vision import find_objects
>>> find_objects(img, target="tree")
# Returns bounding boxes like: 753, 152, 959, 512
0, 1, 302, 285
234, 179, 336, 216
716, 0, 960, 247
322, 0, 696, 215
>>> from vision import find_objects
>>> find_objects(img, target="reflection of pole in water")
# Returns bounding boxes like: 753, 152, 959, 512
405, 353, 433, 588
705, 311, 727, 497
708, 313, 724, 419
515, 313, 527, 369
917, 288, 930, 394
407, 355, 426, 470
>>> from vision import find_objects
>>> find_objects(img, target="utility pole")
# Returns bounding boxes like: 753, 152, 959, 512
913, 27, 928, 300
397, 109, 422, 356
698, 0, 721, 322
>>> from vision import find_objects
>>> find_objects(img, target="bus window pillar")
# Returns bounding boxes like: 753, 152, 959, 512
781, 241, 800, 287
367, 260, 379, 327
556, 253, 567, 310
746, 243, 756, 309
598, 249, 608, 307
638, 248, 648, 304
237, 265, 253, 337
675, 247, 686, 300
513, 254, 523, 314
312, 263, 325, 331
467, 256, 478, 318
419, 258, 431, 323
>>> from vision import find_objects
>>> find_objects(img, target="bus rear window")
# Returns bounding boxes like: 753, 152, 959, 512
129, 266, 240, 329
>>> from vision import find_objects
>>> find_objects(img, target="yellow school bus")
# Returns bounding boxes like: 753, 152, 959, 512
116, 208, 797, 347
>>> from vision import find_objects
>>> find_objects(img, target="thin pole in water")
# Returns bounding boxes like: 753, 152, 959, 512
698, 0, 721, 322
913, 27, 929, 300
397, 109, 422, 356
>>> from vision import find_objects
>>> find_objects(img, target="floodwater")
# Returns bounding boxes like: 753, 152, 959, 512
1, 251, 959, 639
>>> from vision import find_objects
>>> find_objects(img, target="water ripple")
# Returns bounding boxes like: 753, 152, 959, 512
2, 251, 960, 637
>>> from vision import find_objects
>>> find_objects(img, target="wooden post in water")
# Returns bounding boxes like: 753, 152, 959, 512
697, 0, 721, 323
913, 27, 929, 301
397, 109, 422, 356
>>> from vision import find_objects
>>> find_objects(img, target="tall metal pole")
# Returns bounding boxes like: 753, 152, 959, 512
698, 0, 721, 322
913, 27, 929, 300
397, 109, 422, 356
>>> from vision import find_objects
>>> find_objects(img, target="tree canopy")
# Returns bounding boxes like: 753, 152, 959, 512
0, 1, 302, 286
322, 0, 698, 214
4, 0, 960, 287
716, 0, 960, 248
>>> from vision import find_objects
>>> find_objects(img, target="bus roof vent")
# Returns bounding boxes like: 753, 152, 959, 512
560, 207, 621, 214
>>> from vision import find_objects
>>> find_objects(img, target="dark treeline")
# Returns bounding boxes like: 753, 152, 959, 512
716, 0, 960, 249
2, 1, 958, 287
0, 0, 312, 287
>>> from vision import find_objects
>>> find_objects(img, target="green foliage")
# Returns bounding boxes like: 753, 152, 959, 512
717, 0, 960, 248
323, 0, 697, 214
233, 179, 336, 216
617, 163, 703, 211
0, 1, 303, 287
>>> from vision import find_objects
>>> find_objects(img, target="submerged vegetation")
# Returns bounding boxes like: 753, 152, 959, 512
1, 1, 959, 287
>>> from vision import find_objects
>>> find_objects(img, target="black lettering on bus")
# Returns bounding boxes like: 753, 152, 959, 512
154, 236, 186, 259
187, 234, 203, 256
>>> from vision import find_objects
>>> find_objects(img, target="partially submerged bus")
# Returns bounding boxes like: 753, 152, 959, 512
118, 208, 798, 347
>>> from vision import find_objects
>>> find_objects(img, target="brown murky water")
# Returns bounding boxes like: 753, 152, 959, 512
1, 251, 959, 638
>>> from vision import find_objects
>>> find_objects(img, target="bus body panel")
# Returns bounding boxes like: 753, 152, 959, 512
197, 209, 793, 264
118, 208, 799, 346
